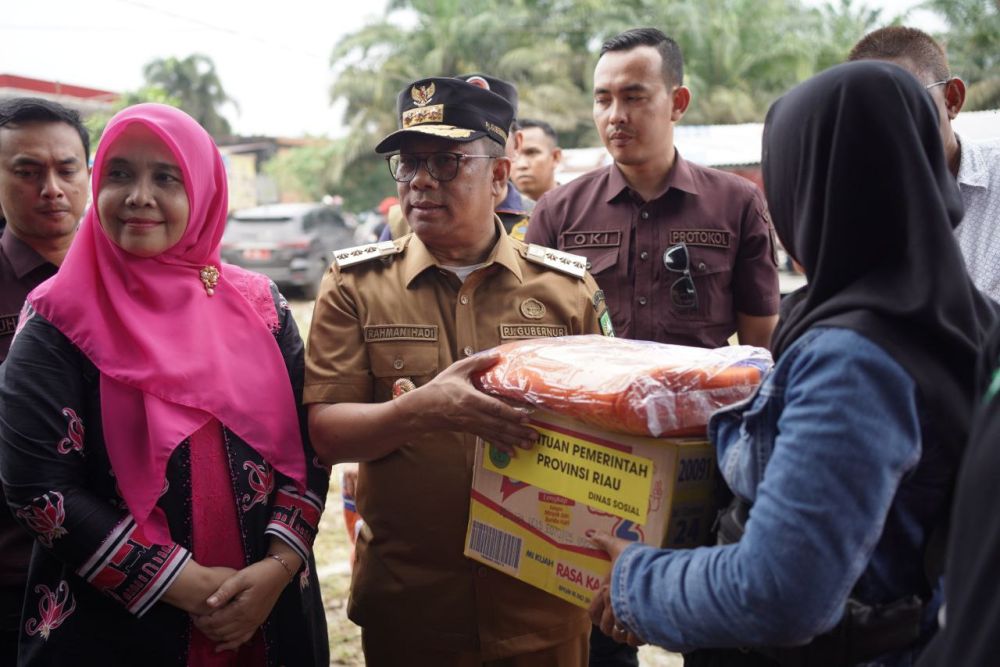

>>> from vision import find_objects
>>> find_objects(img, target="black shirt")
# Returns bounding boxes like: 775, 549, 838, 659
0, 229, 56, 587
0, 230, 57, 361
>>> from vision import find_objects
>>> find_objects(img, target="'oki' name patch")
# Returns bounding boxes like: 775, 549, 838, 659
561, 231, 621, 250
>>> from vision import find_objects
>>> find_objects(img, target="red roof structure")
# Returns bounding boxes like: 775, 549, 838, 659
0, 74, 119, 115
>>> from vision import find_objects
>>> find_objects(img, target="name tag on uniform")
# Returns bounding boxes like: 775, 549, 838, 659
499, 324, 568, 340
560, 230, 622, 250
0, 313, 18, 336
364, 325, 438, 343
668, 229, 731, 248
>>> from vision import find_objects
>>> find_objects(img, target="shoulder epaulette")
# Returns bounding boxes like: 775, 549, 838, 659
523, 244, 587, 278
332, 240, 404, 268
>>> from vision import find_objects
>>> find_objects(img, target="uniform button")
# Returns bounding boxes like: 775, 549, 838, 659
460, 295, 469, 305
640, 211, 650, 220
698, 262, 706, 271
477, 567, 488, 578
392, 358, 404, 370
586, 261, 592, 270
638, 296, 648, 305
640, 251, 649, 260
464, 346, 475, 357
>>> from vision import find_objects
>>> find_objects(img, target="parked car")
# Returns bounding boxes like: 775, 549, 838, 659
221, 202, 353, 300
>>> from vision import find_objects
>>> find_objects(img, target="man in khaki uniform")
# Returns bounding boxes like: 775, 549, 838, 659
305, 77, 611, 666
382, 72, 535, 242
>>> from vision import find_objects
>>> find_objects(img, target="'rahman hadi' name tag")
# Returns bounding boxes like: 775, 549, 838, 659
364, 325, 438, 342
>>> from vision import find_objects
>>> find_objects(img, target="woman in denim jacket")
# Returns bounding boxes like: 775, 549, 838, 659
589, 61, 996, 666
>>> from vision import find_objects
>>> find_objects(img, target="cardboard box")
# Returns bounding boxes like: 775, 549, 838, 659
464, 409, 716, 608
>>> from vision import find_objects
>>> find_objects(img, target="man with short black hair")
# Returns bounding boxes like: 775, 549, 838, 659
526, 27, 780, 353
514, 118, 562, 202
849, 26, 1000, 300
525, 27, 780, 667
455, 73, 535, 240
0, 96, 90, 664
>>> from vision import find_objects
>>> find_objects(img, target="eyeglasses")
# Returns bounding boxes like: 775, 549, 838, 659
663, 243, 698, 310
924, 79, 950, 90
386, 152, 494, 183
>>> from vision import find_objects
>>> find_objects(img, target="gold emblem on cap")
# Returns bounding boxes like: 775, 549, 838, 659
402, 104, 444, 128
411, 83, 436, 107
520, 298, 546, 319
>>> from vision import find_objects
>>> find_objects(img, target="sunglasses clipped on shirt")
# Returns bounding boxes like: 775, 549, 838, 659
663, 243, 698, 310
386, 152, 495, 183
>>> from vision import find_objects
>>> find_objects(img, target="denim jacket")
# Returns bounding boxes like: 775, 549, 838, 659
610, 328, 953, 664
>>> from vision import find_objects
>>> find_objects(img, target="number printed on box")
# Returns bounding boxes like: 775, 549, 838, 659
678, 457, 713, 483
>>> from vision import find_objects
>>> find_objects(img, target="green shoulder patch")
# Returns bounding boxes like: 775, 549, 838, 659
599, 310, 616, 337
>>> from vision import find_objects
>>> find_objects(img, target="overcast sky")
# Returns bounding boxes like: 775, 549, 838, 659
3, 0, 942, 138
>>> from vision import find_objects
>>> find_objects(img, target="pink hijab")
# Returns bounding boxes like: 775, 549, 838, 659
29, 104, 306, 538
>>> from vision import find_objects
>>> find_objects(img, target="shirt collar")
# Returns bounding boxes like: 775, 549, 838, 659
495, 181, 529, 215
0, 229, 55, 280
604, 149, 700, 203
957, 135, 990, 189
403, 216, 523, 287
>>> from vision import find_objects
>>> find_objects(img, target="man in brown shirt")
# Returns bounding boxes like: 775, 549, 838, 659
526, 28, 780, 351
306, 77, 609, 665
513, 119, 562, 203
0, 97, 90, 664
524, 28, 780, 665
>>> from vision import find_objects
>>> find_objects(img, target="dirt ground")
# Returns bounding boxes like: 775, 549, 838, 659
315, 468, 682, 666
291, 299, 681, 666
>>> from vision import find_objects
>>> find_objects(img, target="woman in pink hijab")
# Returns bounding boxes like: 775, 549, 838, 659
0, 104, 329, 666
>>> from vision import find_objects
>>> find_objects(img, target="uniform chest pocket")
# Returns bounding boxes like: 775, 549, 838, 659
578, 247, 619, 276
686, 244, 732, 276
370, 342, 439, 378
667, 245, 734, 322
369, 342, 440, 402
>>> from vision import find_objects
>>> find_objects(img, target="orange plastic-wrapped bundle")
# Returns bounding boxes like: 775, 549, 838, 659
474, 335, 772, 437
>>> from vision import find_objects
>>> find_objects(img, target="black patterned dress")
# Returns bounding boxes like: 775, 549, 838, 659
0, 283, 330, 666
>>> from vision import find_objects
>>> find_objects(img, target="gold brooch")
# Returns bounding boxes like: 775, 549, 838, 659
199, 266, 220, 296
392, 378, 416, 399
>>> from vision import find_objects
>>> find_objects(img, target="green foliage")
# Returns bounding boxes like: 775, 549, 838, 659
264, 141, 340, 202
924, 0, 1000, 110
264, 140, 396, 212
85, 86, 181, 148
142, 54, 237, 139
327, 0, 887, 153
338, 154, 399, 213
321, 0, 992, 207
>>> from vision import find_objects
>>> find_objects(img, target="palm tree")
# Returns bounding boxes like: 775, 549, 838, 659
325, 0, 905, 205
85, 86, 181, 146
328, 0, 590, 203
810, 0, 885, 71
142, 54, 237, 139
923, 0, 1000, 110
